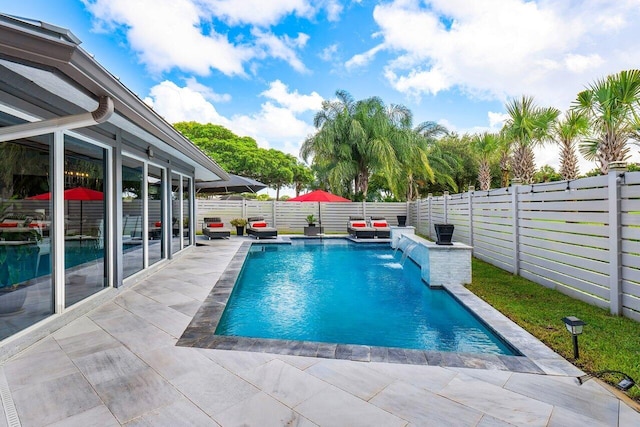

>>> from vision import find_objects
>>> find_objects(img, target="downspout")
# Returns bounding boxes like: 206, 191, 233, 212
0, 96, 114, 142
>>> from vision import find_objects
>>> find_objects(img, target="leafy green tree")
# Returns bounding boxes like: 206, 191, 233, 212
174, 121, 311, 198
503, 96, 560, 184
573, 69, 640, 174
533, 165, 562, 183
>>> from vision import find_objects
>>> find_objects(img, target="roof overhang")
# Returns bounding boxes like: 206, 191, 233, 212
0, 14, 229, 182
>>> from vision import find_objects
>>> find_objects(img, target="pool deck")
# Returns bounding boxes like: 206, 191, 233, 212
1, 235, 639, 426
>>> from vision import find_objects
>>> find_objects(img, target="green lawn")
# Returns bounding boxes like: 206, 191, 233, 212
468, 257, 640, 400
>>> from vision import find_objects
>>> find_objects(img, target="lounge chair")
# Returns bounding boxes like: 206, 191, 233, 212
202, 217, 231, 239
246, 216, 277, 239
347, 216, 375, 239
370, 216, 391, 238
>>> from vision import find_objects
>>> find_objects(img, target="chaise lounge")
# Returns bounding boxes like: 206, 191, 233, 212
370, 216, 391, 238
347, 216, 375, 239
246, 216, 278, 239
202, 217, 231, 239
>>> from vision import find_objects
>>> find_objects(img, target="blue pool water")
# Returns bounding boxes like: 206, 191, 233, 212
216, 239, 516, 355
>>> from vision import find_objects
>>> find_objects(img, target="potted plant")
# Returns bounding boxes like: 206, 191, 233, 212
434, 224, 454, 245
305, 214, 317, 226
230, 218, 247, 236
304, 214, 323, 236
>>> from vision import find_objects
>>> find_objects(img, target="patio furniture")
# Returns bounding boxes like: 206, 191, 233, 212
202, 217, 231, 239
246, 216, 277, 239
370, 216, 391, 238
347, 216, 375, 239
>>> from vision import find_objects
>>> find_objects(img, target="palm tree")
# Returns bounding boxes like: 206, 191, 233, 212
573, 69, 640, 174
471, 132, 498, 190
552, 110, 589, 180
393, 121, 447, 200
301, 90, 423, 200
503, 96, 560, 184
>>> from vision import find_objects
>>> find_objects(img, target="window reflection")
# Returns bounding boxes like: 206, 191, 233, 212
171, 173, 181, 255
64, 135, 107, 307
0, 130, 53, 340
148, 164, 164, 265
183, 176, 191, 248
122, 156, 144, 277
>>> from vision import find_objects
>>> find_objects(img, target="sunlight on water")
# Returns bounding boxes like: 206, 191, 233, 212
216, 239, 515, 355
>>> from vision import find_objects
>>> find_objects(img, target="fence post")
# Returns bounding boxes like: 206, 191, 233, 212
443, 191, 449, 224
608, 161, 626, 315
362, 201, 367, 219
242, 199, 247, 219
510, 179, 521, 275
272, 200, 277, 228
428, 193, 433, 239
416, 198, 421, 234
468, 186, 474, 248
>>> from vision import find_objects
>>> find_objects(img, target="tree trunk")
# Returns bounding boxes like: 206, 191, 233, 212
478, 159, 491, 191
510, 143, 536, 184
559, 141, 579, 180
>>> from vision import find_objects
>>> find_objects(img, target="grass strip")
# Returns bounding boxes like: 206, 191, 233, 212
468, 257, 640, 400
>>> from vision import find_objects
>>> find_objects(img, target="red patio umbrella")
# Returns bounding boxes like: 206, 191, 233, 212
27, 187, 103, 235
287, 190, 350, 226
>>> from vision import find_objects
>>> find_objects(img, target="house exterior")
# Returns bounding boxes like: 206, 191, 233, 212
0, 15, 228, 347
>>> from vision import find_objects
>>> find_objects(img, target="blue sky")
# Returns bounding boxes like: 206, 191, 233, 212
4, 0, 640, 175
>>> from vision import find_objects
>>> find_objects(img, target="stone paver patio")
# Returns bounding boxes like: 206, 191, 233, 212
0, 237, 638, 426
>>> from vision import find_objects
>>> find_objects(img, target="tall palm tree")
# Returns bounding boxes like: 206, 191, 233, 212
573, 69, 640, 174
301, 90, 425, 200
503, 96, 560, 184
552, 110, 589, 180
395, 121, 447, 200
471, 132, 498, 190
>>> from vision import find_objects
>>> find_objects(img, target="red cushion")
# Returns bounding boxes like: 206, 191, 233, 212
155, 221, 162, 227
207, 223, 224, 228
252, 222, 267, 228
28, 223, 46, 228
0, 222, 18, 228
373, 222, 388, 227
351, 222, 367, 228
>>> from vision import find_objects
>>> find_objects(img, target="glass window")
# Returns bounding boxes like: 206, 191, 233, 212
64, 135, 107, 307
122, 156, 144, 278
171, 173, 181, 255
183, 176, 191, 248
148, 164, 164, 265
0, 130, 54, 340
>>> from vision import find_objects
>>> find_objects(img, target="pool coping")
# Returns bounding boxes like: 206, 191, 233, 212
178, 240, 582, 376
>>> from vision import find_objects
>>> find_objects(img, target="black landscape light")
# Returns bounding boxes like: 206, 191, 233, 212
562, 316, 586, 359
578, 370, 636, 392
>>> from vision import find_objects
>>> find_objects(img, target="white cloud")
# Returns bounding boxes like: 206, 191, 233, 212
184, 77, 231, 103
199, 0, 342, 26
319, 43, 339, 62
83, 0, 314, 76
363, 0, 640, 108
251, 29, 309, 73
345, 44, 384, 71
146, 80, 320, 156
488, 112, 509, 129
144, 80, 230, 125
261, 80, 323, 113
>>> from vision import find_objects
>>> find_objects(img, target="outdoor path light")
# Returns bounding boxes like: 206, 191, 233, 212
562, 316, 586, 359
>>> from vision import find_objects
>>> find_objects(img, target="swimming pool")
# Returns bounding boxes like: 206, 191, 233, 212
215, 239, 516, 355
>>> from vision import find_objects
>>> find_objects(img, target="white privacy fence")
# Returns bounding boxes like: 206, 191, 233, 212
197, 199, 410, 234
418, 171, 640, 321
196, 169, 640, 321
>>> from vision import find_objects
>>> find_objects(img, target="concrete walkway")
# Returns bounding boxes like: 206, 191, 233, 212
1, 238, 638, 426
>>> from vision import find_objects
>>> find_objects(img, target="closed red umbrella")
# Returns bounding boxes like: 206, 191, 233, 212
27, 187, 103, 235
287, 190, 350, 226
